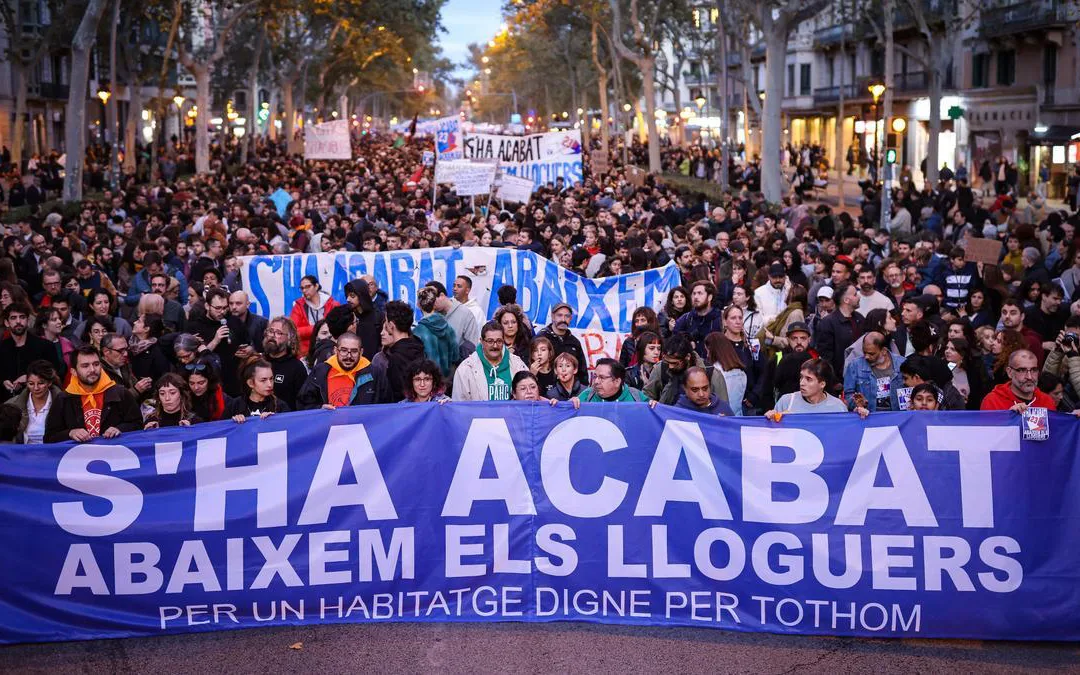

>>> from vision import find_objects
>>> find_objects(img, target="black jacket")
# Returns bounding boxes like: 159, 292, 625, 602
538, 325, 589, 385
0, 334, 64, 387
130, 342, 172, 382
224, 395, 289, 417
237, 312, 268, 350
267, 354, 309, 411
384, 336, 425, 402
297, 360, 376, 409
43, 384, 142, 443
813, 310, 863, 384
188, 314, 245, 396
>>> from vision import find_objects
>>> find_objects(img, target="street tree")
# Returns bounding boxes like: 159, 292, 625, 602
62, 0, 110, 202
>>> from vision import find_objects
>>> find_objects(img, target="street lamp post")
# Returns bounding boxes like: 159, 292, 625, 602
96, 87, 117, 191
694, 95, 706, 147
868, 81, 888, 229
173, 95, 185, 143
622, 103, 632, 166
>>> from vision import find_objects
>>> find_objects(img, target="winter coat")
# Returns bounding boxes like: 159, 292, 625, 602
290, 293, 340, 356
537, 325, 589, 385
43, 384, 142, 443
414, 313, 459, 377
297, 359, 376, 409
673, 308, 723, 360
452, 350, 527, 401
843, 351, 906, 412
674, 392, 734, 416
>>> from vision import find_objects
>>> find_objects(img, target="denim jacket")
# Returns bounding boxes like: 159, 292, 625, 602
843, 351, 905, 412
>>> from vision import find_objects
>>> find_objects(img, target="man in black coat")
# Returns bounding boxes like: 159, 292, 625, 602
1, 303, 64, 396
754, 322, 817, 410
44, 346, 142, 442
261, 317, 308, 410
538, 303, 589, 385
187, 287, 245, 395
380, 300, 425, 402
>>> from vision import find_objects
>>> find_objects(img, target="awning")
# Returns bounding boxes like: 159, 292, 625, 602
1029, 126, 1080, 145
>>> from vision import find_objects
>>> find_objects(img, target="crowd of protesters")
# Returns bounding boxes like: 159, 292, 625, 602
0, 127, 1078, 444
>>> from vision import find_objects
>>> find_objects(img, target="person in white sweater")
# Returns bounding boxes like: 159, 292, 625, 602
452, 321, 527, 401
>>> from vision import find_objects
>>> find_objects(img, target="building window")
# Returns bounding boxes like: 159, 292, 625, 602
972, 53, 989, 88
787, 63, 795, 97
800, 63, 811, 95
827, 56, 835, 87
1044, 44, 1057, 85
996, 49, 1015, 86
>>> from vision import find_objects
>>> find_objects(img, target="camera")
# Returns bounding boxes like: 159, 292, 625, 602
1063, 333, 1079, 348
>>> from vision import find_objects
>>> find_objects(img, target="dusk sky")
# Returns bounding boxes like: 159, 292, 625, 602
438, 0, 505, 83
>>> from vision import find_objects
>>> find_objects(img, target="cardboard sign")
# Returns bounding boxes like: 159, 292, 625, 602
963, 235, 1002, 265
495, 171, 535, 204
591, 152, 610, 176
303, 120, 352, 160
627, 165, 647, 188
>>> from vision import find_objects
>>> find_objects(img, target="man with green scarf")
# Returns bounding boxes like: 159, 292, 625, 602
577, 358, 657, 405
452, 321, 527, 401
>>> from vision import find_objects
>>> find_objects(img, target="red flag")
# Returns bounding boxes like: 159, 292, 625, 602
403, 165, 424, 192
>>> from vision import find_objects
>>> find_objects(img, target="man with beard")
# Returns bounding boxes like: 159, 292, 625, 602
854, 267, 893, 317
297, 332, 375, 409
673, 281, 723, 360
754, 321, 817, 410
44, 345, 141, 442
643, 333, 725, 404
1001, 299, 1045, 365
981, 349, 1056, 411
188, 287, 245, 395
100, 332, 152, 401
1, 303, 63, 396
538, 303, 589, 385
229, 290, 267, 357
261, 317, 308, 410
453, 321, 527, 401
882, 261, 909, 310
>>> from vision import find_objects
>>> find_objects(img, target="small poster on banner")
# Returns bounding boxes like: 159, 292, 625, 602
422, 151, 435, 166
1022, 407, 1049, 441
896, 386, 913, 411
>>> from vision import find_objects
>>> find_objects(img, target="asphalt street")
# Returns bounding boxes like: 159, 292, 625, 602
2, 622, 1078, 673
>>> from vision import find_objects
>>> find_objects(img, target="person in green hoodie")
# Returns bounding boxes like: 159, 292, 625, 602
578, 358, 658, 406
414, 287, 459, 377
452, 321, 528, 401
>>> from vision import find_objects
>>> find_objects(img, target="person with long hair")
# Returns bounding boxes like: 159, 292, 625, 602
943, 336, 989, 408
758, 284, 807, 354
529, 336, 556, 392
620, 306, 660, 367
961, 288, 994, 328
659, 286, 689, 338
992, 328, 1028, 384
705, 332, 748, 415
227, 357, 289, 421
4, 360, 62, 443
625, 331, 662, 390
79, 315, 114, 350
402, 359, 451, 403
36, 306, 73, 378
493, 303, 531, 361
144, 373, 201, 428
130, 312, 171, 383
290, 274, 339, 356
720, 303, 758, 410
730, 285, 764, 342
185, 355, 231, 422
512, 371, 548, 402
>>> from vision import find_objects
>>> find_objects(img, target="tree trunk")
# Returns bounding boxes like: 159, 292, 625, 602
590, 21, 609, 157
925, 41, 944, 188
242, 29, 264, 165
717, 0, 730, 190
283, 77, 297, 154
835, 0, 847, 209
267, 87, 278, 141
107, 0, 120, 191
640, 57, 660, 173
761, 22, 789, 203
193, 66, 211, 174
63, 0, 109, 202
11, 63, 27, 169
124, 82, 140, 173
880, 0, 894, 232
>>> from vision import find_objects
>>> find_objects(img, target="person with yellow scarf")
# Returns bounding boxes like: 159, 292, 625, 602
296, 333, 376, 409
44, 346, 142, 443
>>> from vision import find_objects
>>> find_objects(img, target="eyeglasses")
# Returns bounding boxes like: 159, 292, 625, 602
592, 373, 616, 382
105, 345, 129, 354
1008, 367, 1039, 376
413, 375, 434, 383
184, 363, 207, 372
481, 338, 503, 346
336, 347, 360, 356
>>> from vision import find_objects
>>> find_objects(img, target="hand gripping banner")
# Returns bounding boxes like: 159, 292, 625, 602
1, 406, 1079, 644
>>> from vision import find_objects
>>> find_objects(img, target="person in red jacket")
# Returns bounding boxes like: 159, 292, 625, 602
290, 274, 339, 356
980, 349, 1057, 412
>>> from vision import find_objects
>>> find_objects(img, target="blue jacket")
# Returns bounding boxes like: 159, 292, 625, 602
674, 393, 734, 416
125, 265, 188, 306
843, 351, 905, 412
673, 308, 722, 359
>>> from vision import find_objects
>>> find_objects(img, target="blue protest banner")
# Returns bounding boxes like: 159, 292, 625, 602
240, 247, 680, 369
1, 406, 1079, 644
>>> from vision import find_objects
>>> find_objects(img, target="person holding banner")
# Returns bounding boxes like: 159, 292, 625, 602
452, 321, 527, 402
577, 358, 655, 404
43, 346, 142, 442
402, 360, 451, 404
226, 357, 290, 421
538, 303, 588, 386
143, 373, 201, 429
297, 333, 375, 410
545, 352, 585, 401
764, 358, 849, 419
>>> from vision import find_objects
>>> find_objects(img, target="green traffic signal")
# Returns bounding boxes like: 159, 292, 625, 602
885, 148, 897, 164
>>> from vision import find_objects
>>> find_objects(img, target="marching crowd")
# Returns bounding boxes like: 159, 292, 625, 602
1, 130, 1079, 445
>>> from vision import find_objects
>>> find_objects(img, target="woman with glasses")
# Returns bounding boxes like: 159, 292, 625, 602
79, 315, 114, 351
291, 275, 339, 356
144, 373, 201, 429
402, 359, 451, 403
185, 355, 231, 422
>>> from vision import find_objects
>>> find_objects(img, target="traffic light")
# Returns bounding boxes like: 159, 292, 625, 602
885, 148, 897, 165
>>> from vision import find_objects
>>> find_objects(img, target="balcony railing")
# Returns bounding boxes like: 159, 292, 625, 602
813, 84, 859, 104
981, 0, 1071, 37
895, 71, 928, 93
30, 82, 70, 100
